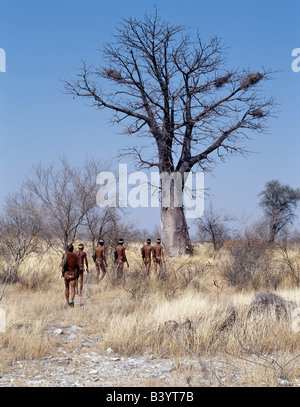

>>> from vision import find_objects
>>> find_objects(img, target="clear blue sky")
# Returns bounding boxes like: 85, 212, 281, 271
0, 0, 300, 234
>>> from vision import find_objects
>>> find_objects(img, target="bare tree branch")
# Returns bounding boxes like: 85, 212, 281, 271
63, 8, 276, 254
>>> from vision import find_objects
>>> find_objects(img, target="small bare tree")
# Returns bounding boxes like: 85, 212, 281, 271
196, 204, 232, 250
24, 157, 107, 252
277, 238, 300, 287
0, 190, 44, 300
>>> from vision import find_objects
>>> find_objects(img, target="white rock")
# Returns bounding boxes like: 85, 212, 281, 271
53, 328, 64, 335
67, 325, 83, 332
67, 334, 77, 341
160, 366, 174, 373
278, 378, 293, 387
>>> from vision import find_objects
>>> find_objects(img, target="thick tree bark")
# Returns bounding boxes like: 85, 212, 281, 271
161, 206, 192, 256
159, 168, 193, 256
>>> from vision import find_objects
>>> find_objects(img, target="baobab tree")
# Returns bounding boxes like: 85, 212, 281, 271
64, 10, 275, 255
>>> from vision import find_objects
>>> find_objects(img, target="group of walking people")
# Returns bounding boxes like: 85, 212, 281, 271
60, 238, 164, 307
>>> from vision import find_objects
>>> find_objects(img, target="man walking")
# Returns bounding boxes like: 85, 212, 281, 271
61, 244, 80, 307
114, 238, 129, 278
141, 238, 154, 277
153, 238, 165, 274
94, 239, 108, 282
75, 243, 89, 296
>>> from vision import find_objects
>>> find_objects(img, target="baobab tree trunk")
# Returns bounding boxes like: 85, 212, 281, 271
158, 163, 194, 256
160, 206, 192, 256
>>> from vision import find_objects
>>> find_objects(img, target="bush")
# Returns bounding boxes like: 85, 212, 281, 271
221, 236, 282, 290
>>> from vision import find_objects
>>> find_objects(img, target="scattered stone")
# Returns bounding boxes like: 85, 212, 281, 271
26, 380, 46, 386
278, 378, 293, 387
1, 320, 298, 387
67, 334, 78, 341
160, 365, 174, 373
53, 357, 72, 366
67, 325, 83, 333
53, 328, 64, 335
81, 342, 91, 348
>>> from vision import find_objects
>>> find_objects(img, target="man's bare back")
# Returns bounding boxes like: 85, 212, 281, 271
115, 240, 129, 278
95, 245, 105, 261
153, 239, 164, 273
94, 241, 107, 282
142, 239, 153, 277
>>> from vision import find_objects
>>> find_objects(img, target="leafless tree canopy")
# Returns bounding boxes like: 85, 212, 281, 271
23, 157, 127, 252
196, 204, 233, 250
0, 189, 45, 299
64, 9, 275, 255
64, 10, 275, 177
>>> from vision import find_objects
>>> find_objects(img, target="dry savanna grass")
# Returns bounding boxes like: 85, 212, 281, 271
0, 242, 299, 386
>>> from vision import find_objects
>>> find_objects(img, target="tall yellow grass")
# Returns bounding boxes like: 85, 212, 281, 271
0, 242, 299, 385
